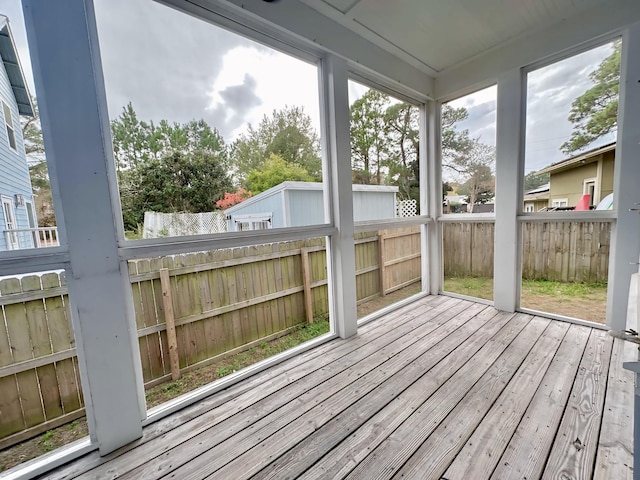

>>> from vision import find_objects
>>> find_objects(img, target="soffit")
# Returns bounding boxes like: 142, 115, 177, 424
301, 0, 613, 74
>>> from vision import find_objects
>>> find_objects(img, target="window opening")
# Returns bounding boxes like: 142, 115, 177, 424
2, 101, 16, 150
2, 195, 18, 249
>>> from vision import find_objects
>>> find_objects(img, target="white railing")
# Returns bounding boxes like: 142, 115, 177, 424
3, 227, 59, 250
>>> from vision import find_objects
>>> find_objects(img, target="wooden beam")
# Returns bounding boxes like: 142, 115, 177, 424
607, 22, 640, 330
300, 248, 314, 324
493, 70, 525, 311
425, 101, 442, 295
321, 54, 358, 339
159, 268, 180, 381
23, 0, 145, 454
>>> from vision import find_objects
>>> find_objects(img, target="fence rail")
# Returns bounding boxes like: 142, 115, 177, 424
0, 221, 609, 448
0, 227, 420, 448
443, 221, 610, 283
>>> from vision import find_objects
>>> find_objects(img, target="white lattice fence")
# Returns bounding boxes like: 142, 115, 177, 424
143, 211, 227, 238
395, 199, 417, 217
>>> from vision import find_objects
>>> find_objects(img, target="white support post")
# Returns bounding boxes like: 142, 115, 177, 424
22, 0, 145, 454
607, 22, 640, 330
425, 101, 442, 295
321, 54, 358, 338
493, 70, 525, 311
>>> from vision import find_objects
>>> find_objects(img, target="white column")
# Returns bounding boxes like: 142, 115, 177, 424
493, 70, 525, 311
22, 0, 145, 454
321, 55, 357, 338
607, 22, 640, 330
425, 101, 442, 295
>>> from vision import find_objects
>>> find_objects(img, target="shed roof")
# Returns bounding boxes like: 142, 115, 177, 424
0, 16, 33, 117
225, 181, 398, 214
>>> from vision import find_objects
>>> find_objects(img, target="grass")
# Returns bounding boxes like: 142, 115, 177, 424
144, 317, 331, 408
444, 276, 607, 323
443, 276, 494, 301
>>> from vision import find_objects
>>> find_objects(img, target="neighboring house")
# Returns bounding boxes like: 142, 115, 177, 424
523, 183, 550, 212
444, 194, 468, 213
537, 142, 615, 209
0, 16, 37, 250
225, 181, 399, 232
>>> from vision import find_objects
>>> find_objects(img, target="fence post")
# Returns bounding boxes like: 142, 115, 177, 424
300, 248, 314, 324
159, 268, 180, 380
379, 232, 387, 296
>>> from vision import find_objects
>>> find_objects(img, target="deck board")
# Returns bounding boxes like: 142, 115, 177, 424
593, 338, 635, 480
542, 329, 613, 480
38, 296, 633, 480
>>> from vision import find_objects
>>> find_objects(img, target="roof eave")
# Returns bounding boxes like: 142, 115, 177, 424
0, 18, 34, 117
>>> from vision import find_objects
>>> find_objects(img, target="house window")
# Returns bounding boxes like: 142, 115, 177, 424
524, 203, 535, 212
2, 101, 16, 150
551, 198, 569, 208
234, 213, 272, 231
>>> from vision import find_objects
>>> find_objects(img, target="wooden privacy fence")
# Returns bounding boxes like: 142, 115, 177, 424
443, 221, 611, 283
0, 228, 421, 448
0, 273, 83, 450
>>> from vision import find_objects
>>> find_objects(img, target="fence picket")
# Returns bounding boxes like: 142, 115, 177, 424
0, 223, 609, 448
1, 278, 45, 429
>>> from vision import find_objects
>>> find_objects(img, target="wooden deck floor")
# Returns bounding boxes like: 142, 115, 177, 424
42, 295, 634, 480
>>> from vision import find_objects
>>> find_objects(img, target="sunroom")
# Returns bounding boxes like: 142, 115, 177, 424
2, 0, 640, 478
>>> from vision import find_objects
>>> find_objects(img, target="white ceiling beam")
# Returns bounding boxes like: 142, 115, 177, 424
158, 0, 434, 101
435, 0, 640, 101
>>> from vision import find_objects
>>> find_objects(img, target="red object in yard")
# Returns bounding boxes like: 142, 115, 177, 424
575, 194, 591, 211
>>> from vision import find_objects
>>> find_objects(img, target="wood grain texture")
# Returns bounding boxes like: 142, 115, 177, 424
24, 297, 633, 480
490, 324, 591, 480
391, 315, 548, 480
443, 319, 571, 480
542, 330, 613, 480
593, 338, 634, 480
68, 297, 451, 480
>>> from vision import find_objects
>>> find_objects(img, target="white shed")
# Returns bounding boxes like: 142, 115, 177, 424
225, 181, 398, 231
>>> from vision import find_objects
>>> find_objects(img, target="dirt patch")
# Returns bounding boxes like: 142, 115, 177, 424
357, 283, 422, 318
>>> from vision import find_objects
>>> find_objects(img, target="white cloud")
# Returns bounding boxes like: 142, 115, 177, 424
208, 45, 320, 140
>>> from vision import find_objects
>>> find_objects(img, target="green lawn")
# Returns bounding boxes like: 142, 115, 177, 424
443, 276, 607, 324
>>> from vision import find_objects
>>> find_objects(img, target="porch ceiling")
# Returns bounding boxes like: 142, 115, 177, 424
301, 0, 610, 74
195, 0, 640, 100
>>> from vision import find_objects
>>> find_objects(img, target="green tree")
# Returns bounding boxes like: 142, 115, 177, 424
21, 96, 56, 226
524, 171, 550, 191
111, 104, 230, 229
561, 42, 620, 154
124, 150, 232, 228
21, 94, 45, 162
384, 102, 420, 200
350, 90, 390, 185
232, 106, 321, 183
347, 90, 479, 205
111, 103, 228, 170
245, 153, 313, 194
441, 105, 478, 176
